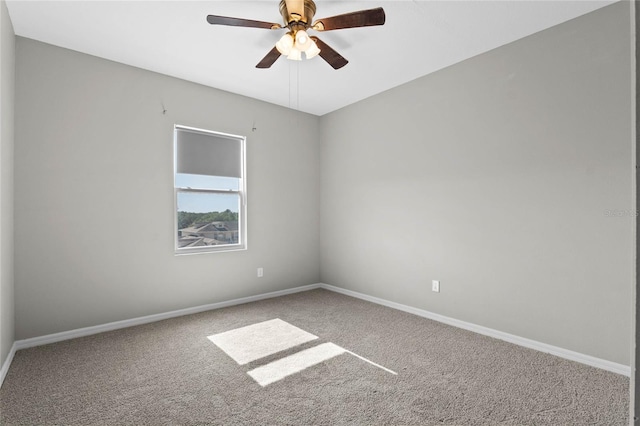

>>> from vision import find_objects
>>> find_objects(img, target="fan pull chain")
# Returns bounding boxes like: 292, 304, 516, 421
297, 60, 300, 113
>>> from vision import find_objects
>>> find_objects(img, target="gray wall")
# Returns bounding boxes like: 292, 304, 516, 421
0, 0, 15, 367
14, 38, 320, 339
635, 0, 639, 420
320, 2, 633, 365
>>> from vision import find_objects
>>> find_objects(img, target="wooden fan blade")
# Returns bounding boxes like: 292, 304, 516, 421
207, 15, 281, 30
312, 7, 385, 31
256, 47, 282, 69
310, 36, 348, 70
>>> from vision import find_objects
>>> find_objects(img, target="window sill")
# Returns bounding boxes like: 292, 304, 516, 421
175, 245, 247, 256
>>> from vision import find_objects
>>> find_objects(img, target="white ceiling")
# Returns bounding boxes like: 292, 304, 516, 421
6, 0, 615, 116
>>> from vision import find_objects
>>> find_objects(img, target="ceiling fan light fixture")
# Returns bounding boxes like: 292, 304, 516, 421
295, 29, 312, 51
275, 32, 294, 55
287, 46, 302, 61
305, 40, 321, 59
208, 0, 386, 69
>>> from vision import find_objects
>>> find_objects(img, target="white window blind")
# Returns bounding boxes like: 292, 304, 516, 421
176, 127, 242, 178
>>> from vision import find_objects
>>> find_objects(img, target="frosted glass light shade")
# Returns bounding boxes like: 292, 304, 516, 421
287, 47, 302, 61
295, 30, 312, 51
275, 33, 294, 55
305, 40, 321, 59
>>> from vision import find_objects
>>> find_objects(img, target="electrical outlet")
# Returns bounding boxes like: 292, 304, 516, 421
257, 267, 264, 278
432, 280, 440, 293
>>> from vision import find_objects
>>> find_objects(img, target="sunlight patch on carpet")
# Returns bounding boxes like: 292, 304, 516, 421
207, 318, 318, 365
208, 318, 397, 386
247, 342, 347, 386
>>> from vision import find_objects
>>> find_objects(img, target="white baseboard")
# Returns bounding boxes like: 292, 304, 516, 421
319, 283, 631, 377
0, 342, 17, 388
14, 283, 321, 351
0, 281, 629, 390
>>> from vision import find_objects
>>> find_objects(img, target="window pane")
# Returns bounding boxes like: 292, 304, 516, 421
177, 191, 240, 248
176, 173, 239, 191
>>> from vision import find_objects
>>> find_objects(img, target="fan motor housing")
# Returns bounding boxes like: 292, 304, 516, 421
279, 0, 316, 26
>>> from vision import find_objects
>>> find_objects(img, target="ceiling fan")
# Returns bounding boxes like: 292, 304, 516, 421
206, 0, 385, 70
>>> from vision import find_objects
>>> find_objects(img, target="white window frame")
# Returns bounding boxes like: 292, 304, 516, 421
173, 124, 247, 255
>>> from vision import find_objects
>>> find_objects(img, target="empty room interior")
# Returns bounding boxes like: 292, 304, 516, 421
0, 0, 637, 424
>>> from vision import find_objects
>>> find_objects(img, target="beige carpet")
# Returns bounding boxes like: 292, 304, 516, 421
0, 289, 629, 425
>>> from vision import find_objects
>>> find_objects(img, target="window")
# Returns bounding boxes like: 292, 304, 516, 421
174, 125, 246, 254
